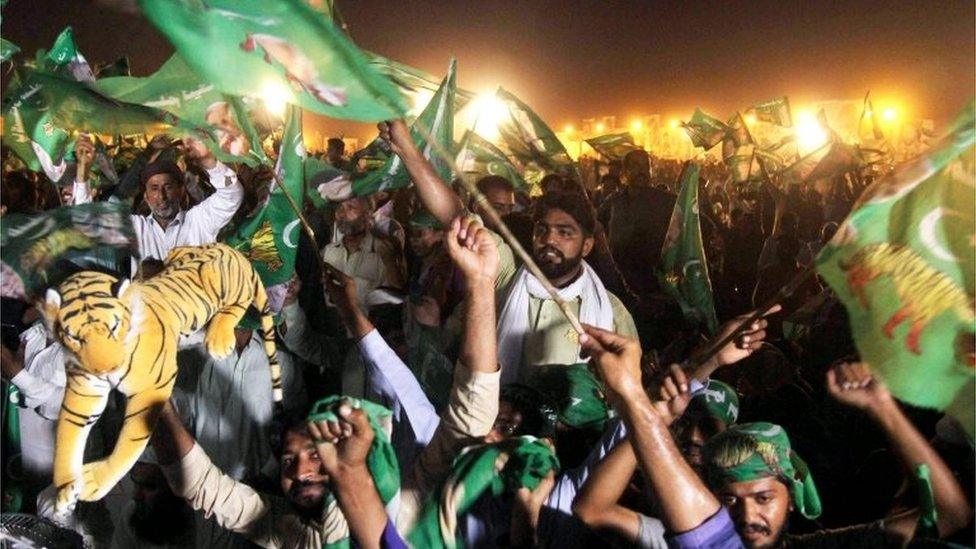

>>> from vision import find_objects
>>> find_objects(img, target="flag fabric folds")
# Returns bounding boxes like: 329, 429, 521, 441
682, 108, 727, 150
94, 53, 267, 165
340, 59, 456, 197
584, 131, 640, 160
0, 201, 138, 299
456, 129, 529, 192
815, 102, 975, 435
659, 162, 719, 335
496, 87, 580, 182
752, 96, 793, 127
139, 0, 406, 121
227, 104, 304, 288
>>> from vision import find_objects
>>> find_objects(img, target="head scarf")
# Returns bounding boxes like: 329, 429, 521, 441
408, 209, 442, 230
703, 422, 822, 519
139, 159, 184, 187
528, 363, 612, 431
686, 379, 739, 426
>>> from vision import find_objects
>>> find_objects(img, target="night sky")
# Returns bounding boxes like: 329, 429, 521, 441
4, 0, 974, 141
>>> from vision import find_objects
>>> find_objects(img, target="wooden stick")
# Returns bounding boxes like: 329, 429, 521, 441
688, 265, 815, 369
410, 118, 585, 335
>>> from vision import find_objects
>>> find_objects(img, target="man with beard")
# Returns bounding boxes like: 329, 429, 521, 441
149, 397, 409, 549
322, 195, 405, 312
703, 362, 972, 548
69, 135, 244, 264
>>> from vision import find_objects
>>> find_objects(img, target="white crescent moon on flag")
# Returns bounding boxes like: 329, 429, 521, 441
919, 207, 959, 262
282, 219, 301, 248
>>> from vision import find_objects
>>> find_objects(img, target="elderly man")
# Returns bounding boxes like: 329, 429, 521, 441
321, 195, 405, 311
69, 135, 244, 264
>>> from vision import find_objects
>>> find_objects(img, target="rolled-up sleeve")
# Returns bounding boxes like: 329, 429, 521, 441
666, 507, 743, 549
186, 161, 244, 237
161, 443, 274, 542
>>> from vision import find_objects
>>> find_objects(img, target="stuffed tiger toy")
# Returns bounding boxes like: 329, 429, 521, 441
41, 243, 282, 514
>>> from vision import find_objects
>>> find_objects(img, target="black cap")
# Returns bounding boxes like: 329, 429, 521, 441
140, 160, 184, 187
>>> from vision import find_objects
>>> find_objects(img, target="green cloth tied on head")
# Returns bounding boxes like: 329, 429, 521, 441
703, 422, 822, 519
686, 379, 740, 426
407, 436, 559, 548
408, 208, 442, 229
528, 363, 613, 430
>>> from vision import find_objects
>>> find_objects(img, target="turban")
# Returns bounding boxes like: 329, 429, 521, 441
703, 422, 821, 519
686, 379, 740, 426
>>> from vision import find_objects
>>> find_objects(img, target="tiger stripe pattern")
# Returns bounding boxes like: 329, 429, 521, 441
43, 243, 281, 514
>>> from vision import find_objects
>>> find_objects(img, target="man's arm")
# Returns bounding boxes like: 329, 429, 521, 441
377, 120, 464, 226
309, 400, 397, 549
323, 264, 440, 448
183, 137, 244, 236
579, 326, 725, 536
827, 362, 972, 542
152, 401, 274, 541
685, 304, 781, 383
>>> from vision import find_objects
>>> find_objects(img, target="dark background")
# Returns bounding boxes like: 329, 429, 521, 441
4, 0, 974, 142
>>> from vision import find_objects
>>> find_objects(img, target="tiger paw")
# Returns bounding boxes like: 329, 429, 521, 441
78, 460, 115, 502
54, 478, 81, 516
204, 318, 236, 358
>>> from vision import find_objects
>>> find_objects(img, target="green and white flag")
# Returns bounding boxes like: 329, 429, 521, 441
139, 0, 406, 121
659, 162, 719, 335
0, 201, 138, 299
585, 131, 640, 160
337, 59, 456, 198
816, 102, 975, 435
496, 87, 580, 182
752, 96, 793, 127
456, 129, 528, 192
95, 53, 267, 165
0, 37, 18, 62
39, 27, 94, 83
407, 437, 559, 548
368, 52, 474, 117
682, 108, 727, 150
2, 70, 211, 175
227, 104, 304, 288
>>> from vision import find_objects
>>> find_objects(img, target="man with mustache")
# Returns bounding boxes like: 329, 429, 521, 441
703, 362, 972, 548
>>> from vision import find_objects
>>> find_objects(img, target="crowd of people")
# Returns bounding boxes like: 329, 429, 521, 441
0, 114, 972, 549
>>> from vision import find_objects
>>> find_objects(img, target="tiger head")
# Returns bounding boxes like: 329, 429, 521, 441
41, 272, 133, 375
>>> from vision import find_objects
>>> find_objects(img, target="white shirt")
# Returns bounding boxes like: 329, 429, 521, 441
321, 231, 394, 311
72, 162, 244, 263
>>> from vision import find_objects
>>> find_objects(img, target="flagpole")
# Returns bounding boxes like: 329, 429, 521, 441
409, 117, 586, 335
687, 265, 815, 369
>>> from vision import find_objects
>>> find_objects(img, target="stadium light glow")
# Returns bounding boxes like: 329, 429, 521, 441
744, 113, 757, 125
882, 107, 897, 121
630, 119, 643, 131
470, 92, 508, 140
563, 124, 575, 133
668, 119, 680, 129
409, 89, 435, 117
260, 81, 292, 118
794, 110, 827, 153
595, 122, 606, 133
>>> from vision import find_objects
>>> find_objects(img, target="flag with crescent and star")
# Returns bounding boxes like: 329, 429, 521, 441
659, 162, 720, 336
816, 100, 975, 435
227, 103, 305, 289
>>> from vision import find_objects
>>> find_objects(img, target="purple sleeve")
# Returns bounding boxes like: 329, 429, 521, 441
380, 519, 409, 549
666, 507, 743, 549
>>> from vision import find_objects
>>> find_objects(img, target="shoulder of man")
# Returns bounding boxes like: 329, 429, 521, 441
607, 290, 638, 338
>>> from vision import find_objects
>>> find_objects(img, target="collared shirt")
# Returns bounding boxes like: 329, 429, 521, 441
132, 162, 244, 262
322, 231, 395, 311
72, 162, 243, 264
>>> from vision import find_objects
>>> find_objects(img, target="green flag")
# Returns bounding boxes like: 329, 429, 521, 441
456, 129, 529, 192
407, 437, 559, 548
94, 53, 267, 165
496, 87, 580, 182
139, 0, 405, 121
659, 162, 719, 335
752, 96, 793, 127
682, 108, 728, 150
803, 141, 861, 183
585, 131, 640, 160
343, 59, 456, 197
774, 142, 831, 187
0, 201, 138, 299
367, 51, 474, 117
815, 102, 975, 435
0, 37, 18, 62
227, 104, 304, 288
40, 27, 94, 82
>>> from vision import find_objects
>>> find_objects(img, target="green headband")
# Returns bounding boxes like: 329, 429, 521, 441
527, 363, 613, 430
409, 209, 442, 229
686, 379, 739, 426
703, 422, 822, 519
